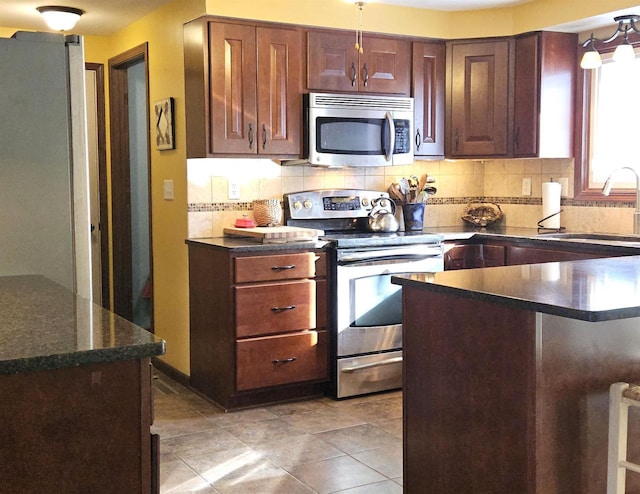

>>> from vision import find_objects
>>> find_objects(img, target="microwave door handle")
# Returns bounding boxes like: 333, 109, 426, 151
385, 112, 395, 162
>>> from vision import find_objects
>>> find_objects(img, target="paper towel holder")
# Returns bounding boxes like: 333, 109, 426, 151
537, 211, 565, 233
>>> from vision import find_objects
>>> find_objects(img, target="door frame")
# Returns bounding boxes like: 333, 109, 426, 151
108, 43, 154, 326
85, 62, 110, 309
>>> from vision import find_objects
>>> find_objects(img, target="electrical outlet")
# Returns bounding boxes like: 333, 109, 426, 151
522, 177, 532, 196
228, 179, 240, 200
558, 178, 569, 197
163, 179, 174, 200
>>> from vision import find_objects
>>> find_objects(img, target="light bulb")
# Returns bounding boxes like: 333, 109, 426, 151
580, 49, 602, 69
613, 41, 635, 63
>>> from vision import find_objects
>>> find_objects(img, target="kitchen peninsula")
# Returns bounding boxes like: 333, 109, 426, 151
0, 275, 165, 492
393, 256, 640, 493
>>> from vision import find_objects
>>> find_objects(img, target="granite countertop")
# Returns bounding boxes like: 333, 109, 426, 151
186, 236, 329, 252
392, 256, 640, 322
0, 275, 165, 375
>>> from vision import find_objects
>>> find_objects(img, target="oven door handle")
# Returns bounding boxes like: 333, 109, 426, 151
341, 356, 403, 373
338, 247, 443, 264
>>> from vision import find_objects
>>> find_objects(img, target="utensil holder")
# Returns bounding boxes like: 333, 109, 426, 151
253, 199, 282, 226
402, 203, 425, 231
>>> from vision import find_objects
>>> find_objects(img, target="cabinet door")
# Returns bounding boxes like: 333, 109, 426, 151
257, 27, 302, 155
235, 280, 316, 338
506, 246, 600, 265
448, 40, 511, 157
481, 244, 506, 267
513, 33, 538, 157
307, 30, 358, 92
237, 330, 328, 391
412, 41, 445, 157
361, 36, 410, 94
209, 22, 257, 154
514, 32, 576, 158
307, 31, 410, 94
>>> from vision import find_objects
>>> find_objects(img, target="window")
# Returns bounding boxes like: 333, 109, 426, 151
588, 51, 640, 188
576, 39, 640, 199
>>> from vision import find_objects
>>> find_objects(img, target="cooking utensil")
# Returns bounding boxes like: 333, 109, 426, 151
399, 178, 410, 203
387, 183, 405, 204
408, 175, 420, 202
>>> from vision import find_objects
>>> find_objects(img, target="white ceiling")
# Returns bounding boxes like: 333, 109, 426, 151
0, 0, 620, 36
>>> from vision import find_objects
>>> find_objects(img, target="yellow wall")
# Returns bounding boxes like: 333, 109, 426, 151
81, 0, 206, 375
205, 0, 640, 38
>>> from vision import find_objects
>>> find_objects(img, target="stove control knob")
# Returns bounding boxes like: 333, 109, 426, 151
362, 198, 369, 207
293, 200, 302, 210
303, 200, 313, 209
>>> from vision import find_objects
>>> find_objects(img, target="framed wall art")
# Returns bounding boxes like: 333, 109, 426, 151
154, 97, 175, 150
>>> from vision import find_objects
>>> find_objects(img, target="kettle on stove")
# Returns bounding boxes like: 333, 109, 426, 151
367, 197, 399, 233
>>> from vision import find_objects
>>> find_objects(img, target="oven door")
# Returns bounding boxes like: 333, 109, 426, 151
335, 244, 443, 357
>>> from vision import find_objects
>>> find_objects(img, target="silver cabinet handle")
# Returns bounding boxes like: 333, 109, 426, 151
272, 357, 297, 364
248, 123, 254, 149
271, 264, 296, 271
271, 305, 296, 312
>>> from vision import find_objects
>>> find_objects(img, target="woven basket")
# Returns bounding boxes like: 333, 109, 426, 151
253, 199, 282, 226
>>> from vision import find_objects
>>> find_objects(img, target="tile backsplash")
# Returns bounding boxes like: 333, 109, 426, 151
187, 157, 636, 238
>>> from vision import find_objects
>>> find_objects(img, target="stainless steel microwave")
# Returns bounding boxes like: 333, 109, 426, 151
303, 92, 414, 167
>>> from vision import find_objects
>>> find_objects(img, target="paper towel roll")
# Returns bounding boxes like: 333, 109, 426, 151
541, 181, 561, 229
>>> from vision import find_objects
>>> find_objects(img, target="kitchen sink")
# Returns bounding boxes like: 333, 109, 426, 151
538, 232, 640, 245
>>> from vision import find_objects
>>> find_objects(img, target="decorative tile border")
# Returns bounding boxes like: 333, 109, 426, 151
188, 202, 254, 212
188, 196, 636, 212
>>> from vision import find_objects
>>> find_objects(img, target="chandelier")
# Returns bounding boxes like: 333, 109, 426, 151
581, 14, 639, 69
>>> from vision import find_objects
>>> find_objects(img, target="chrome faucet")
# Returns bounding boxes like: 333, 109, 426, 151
601, 166, 640, 235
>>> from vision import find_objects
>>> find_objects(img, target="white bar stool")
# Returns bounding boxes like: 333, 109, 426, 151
608, 382, 640, 494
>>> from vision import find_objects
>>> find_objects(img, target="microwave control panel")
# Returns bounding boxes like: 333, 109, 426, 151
394, 120, 411, 153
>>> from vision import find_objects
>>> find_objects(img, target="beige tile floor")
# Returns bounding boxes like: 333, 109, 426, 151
153, 372, 403, 494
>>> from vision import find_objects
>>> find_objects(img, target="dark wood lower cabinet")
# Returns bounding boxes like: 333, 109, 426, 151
187, 241, 329, 410
0, 359, 155, 493
402, 287, 640, 493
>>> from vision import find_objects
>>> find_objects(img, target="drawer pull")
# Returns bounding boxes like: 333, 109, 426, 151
272, 357, 297, 364
271, 304, 296, 312
271, 264, 296, 271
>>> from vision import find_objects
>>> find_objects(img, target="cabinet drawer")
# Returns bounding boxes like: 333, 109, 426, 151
235, 252, 325, 283
236, 330, 328, 391
235, 280, 316, 337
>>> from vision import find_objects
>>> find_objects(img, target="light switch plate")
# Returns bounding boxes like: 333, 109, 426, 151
228, 179, 240, 200
163, 179, 174, 200
522, 177, 532, 196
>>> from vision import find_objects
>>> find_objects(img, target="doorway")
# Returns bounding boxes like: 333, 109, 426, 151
108, 44, 153, 330
85, 62, 109, 308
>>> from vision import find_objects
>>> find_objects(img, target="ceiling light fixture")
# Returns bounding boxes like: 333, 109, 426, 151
37, 6, 84, 32
581, 14, 640, 69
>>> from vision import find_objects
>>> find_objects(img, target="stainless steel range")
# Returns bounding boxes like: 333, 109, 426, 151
284, 189, 444, 398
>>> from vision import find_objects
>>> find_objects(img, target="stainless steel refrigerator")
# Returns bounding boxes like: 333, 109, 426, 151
0, 31, 91, 297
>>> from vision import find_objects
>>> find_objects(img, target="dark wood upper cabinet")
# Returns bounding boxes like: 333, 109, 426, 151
412, 41, 445, 157
307, 30, 410, 95
184, 19, 302, 158
446, 32, 577, 159
446, 39, 512, 158
513, 31, 577, 158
